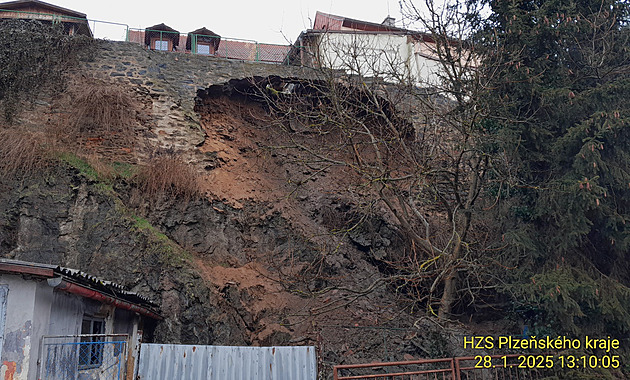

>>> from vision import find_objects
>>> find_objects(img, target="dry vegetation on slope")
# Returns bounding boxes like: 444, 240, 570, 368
4, 3, 630, 377
0, 36, 472, 375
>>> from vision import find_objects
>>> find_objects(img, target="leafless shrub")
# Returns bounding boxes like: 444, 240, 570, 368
69, 78, 136, 135
134, 154, 201, 201
46, 77, 140, 161
0, 128, 50, 177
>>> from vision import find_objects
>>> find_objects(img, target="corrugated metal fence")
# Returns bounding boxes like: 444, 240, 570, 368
137, 344, 317, 380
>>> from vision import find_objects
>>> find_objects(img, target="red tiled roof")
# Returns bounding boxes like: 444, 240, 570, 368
127, 29, 144, 44
313, 11, 407, 33
216, 39, 255, 60
255, 43, 291, 63
216, 40, 290, 63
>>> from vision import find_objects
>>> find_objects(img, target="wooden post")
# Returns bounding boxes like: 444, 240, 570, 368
125, 316, 141, 379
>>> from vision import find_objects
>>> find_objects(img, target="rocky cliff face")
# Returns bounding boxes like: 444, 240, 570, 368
0, 40, 466, 377
1, 167, 231, 344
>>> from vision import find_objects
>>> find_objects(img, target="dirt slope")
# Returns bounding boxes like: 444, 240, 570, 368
0, 42, 484, 378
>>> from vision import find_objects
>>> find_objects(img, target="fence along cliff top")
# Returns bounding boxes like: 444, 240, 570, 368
0, 0, 294, 64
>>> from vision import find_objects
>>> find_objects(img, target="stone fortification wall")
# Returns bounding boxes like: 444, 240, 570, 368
86, 40, 314, 106
79, 41, 317, 158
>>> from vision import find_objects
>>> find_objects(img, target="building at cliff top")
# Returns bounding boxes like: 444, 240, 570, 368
289, 11, 463, 88
0, 0, 92, 36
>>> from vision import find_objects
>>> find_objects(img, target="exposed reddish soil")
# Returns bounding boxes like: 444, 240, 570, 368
16, 73, 483, 373
192, 96, 408, 348
196, 98, 287, 206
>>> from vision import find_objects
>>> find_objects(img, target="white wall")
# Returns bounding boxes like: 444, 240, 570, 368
0, 275, 53, 380
313, 32, 444, 88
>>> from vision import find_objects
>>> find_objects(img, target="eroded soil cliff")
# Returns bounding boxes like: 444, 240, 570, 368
0, 40, 478, 377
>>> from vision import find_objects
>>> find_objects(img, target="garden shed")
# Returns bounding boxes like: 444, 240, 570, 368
0, 259, 160, 380
186, 27, 220, 55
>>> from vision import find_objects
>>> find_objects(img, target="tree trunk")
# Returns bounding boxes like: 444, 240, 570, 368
439, 156, 485, 319
438, 239, 461, 319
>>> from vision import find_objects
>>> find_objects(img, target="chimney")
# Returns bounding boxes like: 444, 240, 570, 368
382, 16, 395, 27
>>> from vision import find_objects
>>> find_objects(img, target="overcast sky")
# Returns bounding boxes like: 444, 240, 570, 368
48, 0, 408, 44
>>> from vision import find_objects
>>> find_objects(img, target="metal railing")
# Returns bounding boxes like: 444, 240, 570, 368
333, 355, 555, 380
334, 358, 456, 380
39, 334, 129, 380
0, 9, 295, 64
126, 27, 293, 64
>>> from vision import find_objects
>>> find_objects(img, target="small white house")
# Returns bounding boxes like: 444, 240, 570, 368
291, 11, 460, 89
0, 259, 160, 380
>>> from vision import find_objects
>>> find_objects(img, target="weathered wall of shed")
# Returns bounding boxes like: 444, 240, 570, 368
31, 280, 54, 380
47, 291, 83, 336
0, 274, 54, 380
49, 291, 139, 337
0, 273, 144, 380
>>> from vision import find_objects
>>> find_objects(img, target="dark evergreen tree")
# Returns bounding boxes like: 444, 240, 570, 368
475, 0, 630, 335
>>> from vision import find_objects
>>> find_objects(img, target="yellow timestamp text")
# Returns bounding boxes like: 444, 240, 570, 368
474, 355, 621, 369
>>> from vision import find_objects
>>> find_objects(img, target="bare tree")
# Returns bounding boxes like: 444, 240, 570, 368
262, 0, 500, 319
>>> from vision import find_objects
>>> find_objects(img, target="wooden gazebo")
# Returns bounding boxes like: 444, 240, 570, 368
144, 23, 179, 51
186, 27, 220, 55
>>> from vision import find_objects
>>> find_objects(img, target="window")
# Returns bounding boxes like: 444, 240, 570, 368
197, 43, 211, 55
154, 40, 169, 51
79, 317, 104, 369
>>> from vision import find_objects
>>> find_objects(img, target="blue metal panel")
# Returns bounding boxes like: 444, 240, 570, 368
138, 344, 317, 380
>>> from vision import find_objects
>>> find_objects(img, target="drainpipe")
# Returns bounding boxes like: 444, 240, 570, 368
47, 277, 162, 320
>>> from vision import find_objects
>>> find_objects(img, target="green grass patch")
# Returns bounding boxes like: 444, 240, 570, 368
94, 182, 114, 194
58, 152, 99, 181
111, 161, 137, 179
59, 153, 138, 182
132, 215, 152, 230
131, 214, 191, 265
